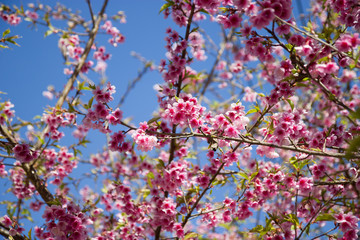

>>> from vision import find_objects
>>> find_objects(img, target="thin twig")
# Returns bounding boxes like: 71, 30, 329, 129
199, 28, 233, 104
86, 0, 95, 27
182, 162, 226, 227
145, 130, 360, 159
274, 16, 355, 61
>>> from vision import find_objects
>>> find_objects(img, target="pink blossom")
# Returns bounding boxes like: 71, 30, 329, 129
0, 162, 7, 177
233, 0, 250, 9
25, 10, 39, 20
242, 87, 257, 102
335, 212, 359, 239
132, 129, 158, 152
4, 14, 21, 25
13, 143, 35, 163
256, 145, 279, 159
297, 177, 313, 194
1, 215, 12, 227
42, 90, 54, 100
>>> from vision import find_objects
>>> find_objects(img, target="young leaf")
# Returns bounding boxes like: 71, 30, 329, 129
315, 213, 335, 222
159, 1, 174, 14
237, 172, 250, 181
285, 98, 294, 111
184, 232, 199, 240
246, 108, 258, 115
2, 29, 10, 37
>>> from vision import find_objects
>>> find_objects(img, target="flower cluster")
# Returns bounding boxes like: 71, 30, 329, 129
161, 28, 188, 84
101, 20, 125, 47
0, 161, 7, 177
1, 215, 25, 237
335, 212, 359, 240
131, 128, 158, 152
42, 110, 76, 140
109, 131, 132, 153
0, 11, 21, 25
1, 1, 360, 240
58, 35, 93, 75
25, 10, 39, 20
207, 102, 249, 140
93, 83, 116, 103
188, 31, 207, 61
83, 83, 121, 133
0, 101, 15, 124
43, 147, 78, 186
266, 81, 294, 105
36, 202, 92, 240
153, 159, 191, 195
330, 0, 360, 30
216, 13, 242, 29
93, 46, 111, 73
150, 197, 183, 236
335, 33, 360, 52
13, 143, 36, 163
162, 94, 205, 128
9, 161, 35, 199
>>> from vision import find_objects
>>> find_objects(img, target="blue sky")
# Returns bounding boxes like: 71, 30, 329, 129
0, 1, 183, 123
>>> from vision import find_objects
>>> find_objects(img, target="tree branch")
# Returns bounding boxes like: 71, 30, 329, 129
146, 130, 360, 159
182, 162, 226, 227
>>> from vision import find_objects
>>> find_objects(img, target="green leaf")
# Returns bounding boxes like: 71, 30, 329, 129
147, 116, 161, 125
68, 102, 76, 113
250, 171, 258, 181
2, 29, 10, 37
199, 8, 209, 14
295, 83, 309, 87
184, 232, 199, 240
94, 196, 101, 205
289, 157, 310, 171
237, 172, 250, 181
346, 135, 360, 159
285, 98, 294, 111
142, 189, 150, 199
85, 97, 94, 110
6, 38, 20, 46
246, 108, 258, 115
35, 134, 45, 145
224, 114, 232, 123
250, 225, 264, 233
147, 171, 154, 179
350, 108, 360, 120
315, 213, 335, 222
48, 198, 62, 206
289, 156, 302, 171
156, 159, 165, 169
159, 1, 174, 14
190, 27, 199, 33
28, 228, 32, 240
305, 223, 310, 235
285, 213, 299, 225
44, 29, 53, 37
147, 172, 154, 188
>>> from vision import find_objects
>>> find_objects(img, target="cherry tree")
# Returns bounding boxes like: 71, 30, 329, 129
0, 0, 360, 239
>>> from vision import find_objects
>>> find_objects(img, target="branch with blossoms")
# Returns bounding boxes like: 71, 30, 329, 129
146, 130, 360, 159
1, 0, 360, 239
